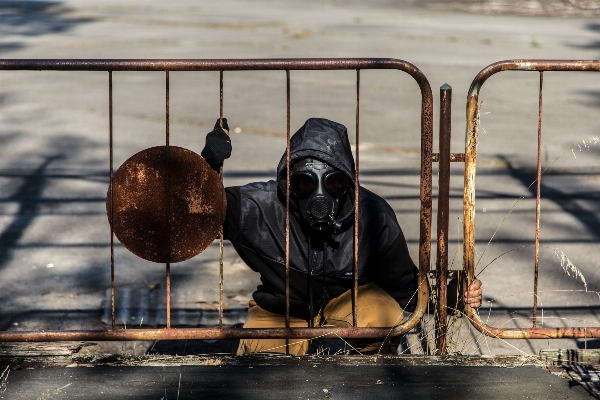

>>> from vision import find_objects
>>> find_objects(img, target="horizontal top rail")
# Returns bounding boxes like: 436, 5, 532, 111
0, 57, 423, 73
468, 59, 600, 96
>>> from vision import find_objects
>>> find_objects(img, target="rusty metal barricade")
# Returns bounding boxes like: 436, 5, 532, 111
460, 60, 600, 340
0, 58, 433, 343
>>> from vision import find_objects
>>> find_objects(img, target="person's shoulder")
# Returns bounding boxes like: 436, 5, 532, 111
238, 180, 280, 204
240, 180, 278, 194
358, 186, 399, 226
359, 186, 394, 212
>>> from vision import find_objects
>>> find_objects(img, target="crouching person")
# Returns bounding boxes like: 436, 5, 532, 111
201, 117, 482, 355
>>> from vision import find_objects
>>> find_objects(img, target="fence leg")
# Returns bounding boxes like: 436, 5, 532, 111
435, 84, 452, 356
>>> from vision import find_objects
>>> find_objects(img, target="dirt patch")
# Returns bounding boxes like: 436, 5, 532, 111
323, 0, 600, 17
422, 0, 600, 17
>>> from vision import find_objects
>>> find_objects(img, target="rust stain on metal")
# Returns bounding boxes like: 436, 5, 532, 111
285, 69, 291, 330
0, 321, 443, 342
0, 58, 449, 73
107, 146, 225, 263
414, 58, 434, 332
463, 94, 479, 297
353, 69, 360, 328
532, 71, 544, 328
464, 314, 600, 339
463, 59, 600, 339
1, 57, 436, 342
432, 153, 464, 163
435, 84, 452, 356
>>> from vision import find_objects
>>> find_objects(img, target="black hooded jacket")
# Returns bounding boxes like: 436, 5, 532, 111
223, 118, 419, 320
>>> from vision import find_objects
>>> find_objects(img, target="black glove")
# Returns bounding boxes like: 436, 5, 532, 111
201, 118, 232, 171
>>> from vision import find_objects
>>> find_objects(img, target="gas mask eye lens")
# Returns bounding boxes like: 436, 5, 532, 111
324, 171, 349, 197
291, 172, 316, 199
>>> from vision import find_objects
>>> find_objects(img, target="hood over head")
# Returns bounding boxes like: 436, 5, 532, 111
277, 118, 356, 186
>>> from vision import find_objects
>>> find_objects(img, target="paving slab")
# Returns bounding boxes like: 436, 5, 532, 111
0, 357, 596, 400
1, 344, 598, 398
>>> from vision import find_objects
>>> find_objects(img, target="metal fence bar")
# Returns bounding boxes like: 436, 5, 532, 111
0, 325, 467, 342
285, 69, 291, 332
165, 70, 172, 329
533, 71, 543, 328
352, 69, 360, 328
219, 70, 225, 329
109, 71, 116, 330
220, 70, 224, 122
285, 69, 292, 354
463, 59, 600, 339
0, 58, 432, 342
0, 58, 432, 73
435, 84, 452, 355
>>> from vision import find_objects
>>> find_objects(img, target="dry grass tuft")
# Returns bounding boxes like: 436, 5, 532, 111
0, 366, 9, 395
553, 249, 589, 293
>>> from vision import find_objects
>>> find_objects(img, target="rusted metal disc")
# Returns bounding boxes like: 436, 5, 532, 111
107, 146, 225, 263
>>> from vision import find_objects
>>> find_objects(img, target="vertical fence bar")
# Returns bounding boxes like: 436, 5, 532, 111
285, 70, 291, 355
165, 70, 171, 329
352, 69, 360, 328
220, 71, 224, 126
463, 91, 478, 318
285, 70, 291, 332
109, 71, 115, 330
533, 71, 543, 328
435, 84, 452, 355
219, 70, 224, 329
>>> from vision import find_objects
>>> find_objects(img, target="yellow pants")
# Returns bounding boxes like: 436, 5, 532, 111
237, 282, 404, 355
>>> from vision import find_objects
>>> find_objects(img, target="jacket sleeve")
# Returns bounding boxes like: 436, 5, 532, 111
373, 231, 420, 312
223, 186, 241, 242
373, 231, 464, 314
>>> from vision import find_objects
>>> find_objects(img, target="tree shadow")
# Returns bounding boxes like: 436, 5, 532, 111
567, 22, 600, 50
496, 155, 600, 242
0, 154, 64, 271
580, 89, 600, 108
0, 0, 96, 53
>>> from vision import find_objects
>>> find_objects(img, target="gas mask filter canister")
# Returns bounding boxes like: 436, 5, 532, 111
289, 158, 349, 232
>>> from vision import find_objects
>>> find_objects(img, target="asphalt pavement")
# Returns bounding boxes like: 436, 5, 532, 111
0, 0, 600, 367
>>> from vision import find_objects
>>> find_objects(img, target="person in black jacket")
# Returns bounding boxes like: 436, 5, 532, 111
202, 117, 482, 355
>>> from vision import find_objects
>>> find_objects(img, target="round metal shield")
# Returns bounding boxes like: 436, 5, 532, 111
107, 146, 225, 263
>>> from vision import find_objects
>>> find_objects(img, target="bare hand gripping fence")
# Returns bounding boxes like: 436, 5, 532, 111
0, 58, 433, 343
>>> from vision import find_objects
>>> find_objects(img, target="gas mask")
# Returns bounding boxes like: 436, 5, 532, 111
289, 158, 350, 232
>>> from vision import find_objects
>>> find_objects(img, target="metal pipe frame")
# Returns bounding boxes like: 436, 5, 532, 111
435, 84, 452, 355
463, 59, 600, 339
0, 58, 432, 342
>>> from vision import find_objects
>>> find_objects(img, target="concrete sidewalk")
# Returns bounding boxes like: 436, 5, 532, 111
1, 352, 597, 399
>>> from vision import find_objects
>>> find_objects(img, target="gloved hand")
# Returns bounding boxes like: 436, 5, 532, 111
201, 118, 232, 171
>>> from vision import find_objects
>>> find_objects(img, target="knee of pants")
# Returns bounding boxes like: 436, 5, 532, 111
324, 283, 404, 328
237, 338, 310, 355
237, 301, 312, 355
357, 303, 404, 327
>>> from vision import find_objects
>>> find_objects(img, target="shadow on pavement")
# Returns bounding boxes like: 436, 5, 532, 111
0, 0, 96, 53
2, 363, 594, 399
